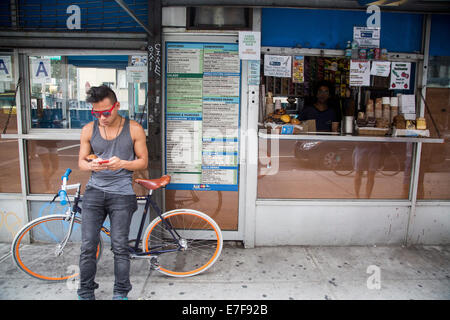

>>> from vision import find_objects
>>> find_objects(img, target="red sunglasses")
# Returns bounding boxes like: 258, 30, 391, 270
91, 102, 117, 118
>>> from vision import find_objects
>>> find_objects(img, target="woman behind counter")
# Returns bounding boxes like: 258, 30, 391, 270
299, 81, 340, 132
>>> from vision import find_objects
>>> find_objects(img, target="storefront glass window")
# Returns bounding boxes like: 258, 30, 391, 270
258, 53, 417, 200
26, 140, 149, 196
28, 55, 148, 130
0, 54, 21, 193
0, 54, 17, 134
165, 190, 238, 231
258, 139, 412, 199
418, 56, 450, 199
0, 139, 21, 193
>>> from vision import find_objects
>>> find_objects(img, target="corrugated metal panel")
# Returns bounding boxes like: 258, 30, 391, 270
0, 2, 12, 28
261, 8, 423, 53
0, 31, 148, 50
429, 14, 450, 56
162, 0, 450, 14
11, 0, 148, 32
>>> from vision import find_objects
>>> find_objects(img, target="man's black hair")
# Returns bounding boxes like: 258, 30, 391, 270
313, 80, 333, 97
86, 85, 117, 104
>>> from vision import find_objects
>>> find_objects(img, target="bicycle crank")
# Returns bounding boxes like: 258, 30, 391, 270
179, 238, 188, 250
149, 256, 160, 270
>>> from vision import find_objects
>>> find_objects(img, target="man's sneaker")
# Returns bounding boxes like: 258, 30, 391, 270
78, 295, 95, 300
112, 294, 128, 300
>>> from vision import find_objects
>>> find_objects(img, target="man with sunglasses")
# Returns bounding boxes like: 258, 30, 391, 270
77, 85, 148, 300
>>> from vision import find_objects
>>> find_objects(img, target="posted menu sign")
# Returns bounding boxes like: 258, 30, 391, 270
165, 43, 240, 191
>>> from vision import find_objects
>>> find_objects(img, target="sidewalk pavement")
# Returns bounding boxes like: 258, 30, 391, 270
0, 242, 449, 300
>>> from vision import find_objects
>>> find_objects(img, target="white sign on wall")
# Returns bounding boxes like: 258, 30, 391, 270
370, 61, 391, 77
31, 59, 52, 84
350, 60, 371, 87
264, 55, 291, 78
131, 55, 148, 66
239, 31, 261, 60
126, 66, 148, 83
390, 62, 411, 90
0, 56, 12, 81
353, 26, 380, 48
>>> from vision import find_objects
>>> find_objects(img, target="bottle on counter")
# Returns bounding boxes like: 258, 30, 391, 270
366, 99, 375, 119
368, 48, 374, 60
382, 97, 391, 122
381, 48, 388, 60
345, 41, 352, 59
375, 98, 383, 119
266, 92, 274, 115
359, 48, 367, 60
390, 96, 399, 121
274, 99, 282, 112
351, 40, 359, 59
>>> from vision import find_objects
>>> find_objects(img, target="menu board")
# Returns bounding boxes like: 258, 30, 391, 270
165, 43, 240, 191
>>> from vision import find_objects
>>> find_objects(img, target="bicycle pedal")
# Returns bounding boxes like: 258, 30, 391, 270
149, 256, 160, 270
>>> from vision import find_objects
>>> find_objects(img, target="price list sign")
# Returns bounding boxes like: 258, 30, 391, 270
165, 43, 241, 191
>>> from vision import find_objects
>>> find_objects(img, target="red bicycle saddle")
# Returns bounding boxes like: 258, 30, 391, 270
135, 175, 171, 190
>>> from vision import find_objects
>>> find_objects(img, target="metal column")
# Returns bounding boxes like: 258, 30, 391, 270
147, 0, 163, 209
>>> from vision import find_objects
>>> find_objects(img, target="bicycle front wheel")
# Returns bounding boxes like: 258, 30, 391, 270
143, 209, 223, 277
11, 214, 103, 282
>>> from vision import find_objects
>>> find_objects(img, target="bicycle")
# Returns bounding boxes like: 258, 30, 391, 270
11, 168, 223, 281
329, 144, 401, 177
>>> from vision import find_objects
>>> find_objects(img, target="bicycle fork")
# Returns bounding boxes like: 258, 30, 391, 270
54, 210, 76, 257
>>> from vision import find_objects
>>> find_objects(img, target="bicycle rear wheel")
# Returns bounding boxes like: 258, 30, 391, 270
380, 153, 401, 176
11, 214, 103, 282
143, 209, 223, 277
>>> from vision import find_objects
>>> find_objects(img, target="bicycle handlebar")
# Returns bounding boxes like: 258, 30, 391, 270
59, 168, 72, 206
61, 168, 72, 181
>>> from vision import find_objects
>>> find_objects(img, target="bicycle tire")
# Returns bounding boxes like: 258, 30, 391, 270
328, 151, 354, 176
143, 209, 223, 277
11, 214, 104, 282
379, 154, 401, 177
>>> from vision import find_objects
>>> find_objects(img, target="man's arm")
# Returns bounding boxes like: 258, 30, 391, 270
107, 120, 148, 171
78, 122, 107, 172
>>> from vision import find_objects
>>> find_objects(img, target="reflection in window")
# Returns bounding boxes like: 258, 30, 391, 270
29, 55, 148, 130
258, 139, 412, 199
0, 55, 21, 193
0, 54, 17, 134
165, 189, 238, 231
0, 139, 21, 193
418, 87, 450, 200
27, 140, 149, 196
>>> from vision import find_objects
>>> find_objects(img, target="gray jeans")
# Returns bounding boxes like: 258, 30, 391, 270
77, 186, 137, 299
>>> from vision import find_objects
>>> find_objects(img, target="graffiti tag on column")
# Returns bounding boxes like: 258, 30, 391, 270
148, 43, 161, 77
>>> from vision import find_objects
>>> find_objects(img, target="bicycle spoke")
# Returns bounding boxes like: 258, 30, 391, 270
144, 211, 222, 276
12, 216, 101, 281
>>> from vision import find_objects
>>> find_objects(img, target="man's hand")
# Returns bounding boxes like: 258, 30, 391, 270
106, 156, 123, 171
90, 158, 108, 172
